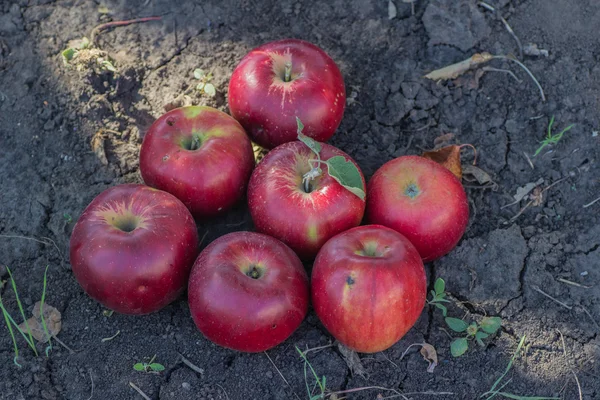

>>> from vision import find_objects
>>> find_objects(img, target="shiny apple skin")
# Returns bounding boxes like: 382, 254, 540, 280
311, 225, 427, 353
366, 155, 469, 262
247, 141, 365, 261
139, 106, 255, 219
228, 38, 345, 149
188, 232, 309, 352
69, 184, 199, 315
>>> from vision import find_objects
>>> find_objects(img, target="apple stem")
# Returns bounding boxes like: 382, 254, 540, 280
284, 62, 292, 82
302, 159, 327, 193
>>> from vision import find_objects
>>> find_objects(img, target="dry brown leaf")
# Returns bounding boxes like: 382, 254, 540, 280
423, 52, 493, 81
336, 341, 367, 378
513, 178, 544, 202
462, 164, 495, 186
422, 145, 462, 179
419, 343, 438, 373
18, 301, 62, 343
433, 133, 455, 149
530, 186, 544, 206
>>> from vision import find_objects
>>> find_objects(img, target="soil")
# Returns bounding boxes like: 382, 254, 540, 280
1, 0, 599, 399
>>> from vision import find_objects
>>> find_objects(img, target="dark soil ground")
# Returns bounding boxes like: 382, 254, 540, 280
1, 0, 599, 399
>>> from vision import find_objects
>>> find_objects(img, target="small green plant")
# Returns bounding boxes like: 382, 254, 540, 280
427, 278, 450, 316
63, 213, 73, 224
0, 266, 52, 367
193, 68, 216, 97
445, 316, 501, 357
61, 37, 117, 73
533, 116, 574, 157
481, 336, 559, 400
429, 277, 501, 356
133, 354, 165, 373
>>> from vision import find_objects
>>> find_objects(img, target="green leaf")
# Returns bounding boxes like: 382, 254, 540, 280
450, 338, 469, 357
296, 117, 305, 134
480, 317, 502, 334
296, 118, 321, 158
434, 278, 445, 295
203, 83, 216, 97
149, 363, 165, 372
445, 317, 469, 333
435, 303, 448, 317
475, 331, 489, 347
193, 68, 205, 80
429, 290, 436, 299
196, 82, 205, 91
133, 363, 145, 371
326, 156, 365, 200
467, 322, 478, 336
61, 48, 77, 64
491, 393, 559, 400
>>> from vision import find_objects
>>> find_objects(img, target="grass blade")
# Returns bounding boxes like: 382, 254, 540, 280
0, 298, 21, 367
6, 267, 38, 356
39, 266, 53, 356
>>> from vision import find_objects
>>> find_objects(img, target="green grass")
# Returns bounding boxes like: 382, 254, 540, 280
0, 266, 52, 367
534, 116, 574, 157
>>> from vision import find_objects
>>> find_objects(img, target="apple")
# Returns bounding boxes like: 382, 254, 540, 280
247, 139, 366, 260
188, 231, 309, 352
139, 106, 255, 219
228, 38, 345, 149
311, 225, 427, 353
69, 184, 199, 315
366, 155, 469, 262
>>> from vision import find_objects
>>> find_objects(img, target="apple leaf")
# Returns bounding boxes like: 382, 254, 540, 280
434, 278, 445, 295
450, 338, 469, 357
480, 317, 502, 334
326, 156, 365, 201
296, 118, 321, 157
445, 317, 469, 333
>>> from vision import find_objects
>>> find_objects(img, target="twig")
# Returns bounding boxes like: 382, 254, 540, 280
264, 351, 301, 400
583, 196, 600, 208
557, 278, 591, 289
178, 353, 205, 375
302, 343, 334, 355
482, 67, 521, 83
101, 330, 121, 342
578, 305, 600, 332
558, 330, 583, 400
87, 369, 94, 400
523, 151, 535, 169
399, 343, 423, 360
492, 55, 545, 102
478, 2, 523, 59
129, 382, 151, 400
215, 383, 230, 400
52, 335, 77, 353
0, 234, 63, 261
91, 17, 162, 45
380, 392, 455, 400
531, 285, 572, 310
505, 177, 567, 223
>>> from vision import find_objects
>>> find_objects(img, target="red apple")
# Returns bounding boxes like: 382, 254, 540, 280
311, 225, 427, 353
366, 155, 469, 262
139, 106, 255, 219
188, 231, 309, 352
247, 140, 365, 260
228, 38, 345, 149
69, 184, 199, 315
